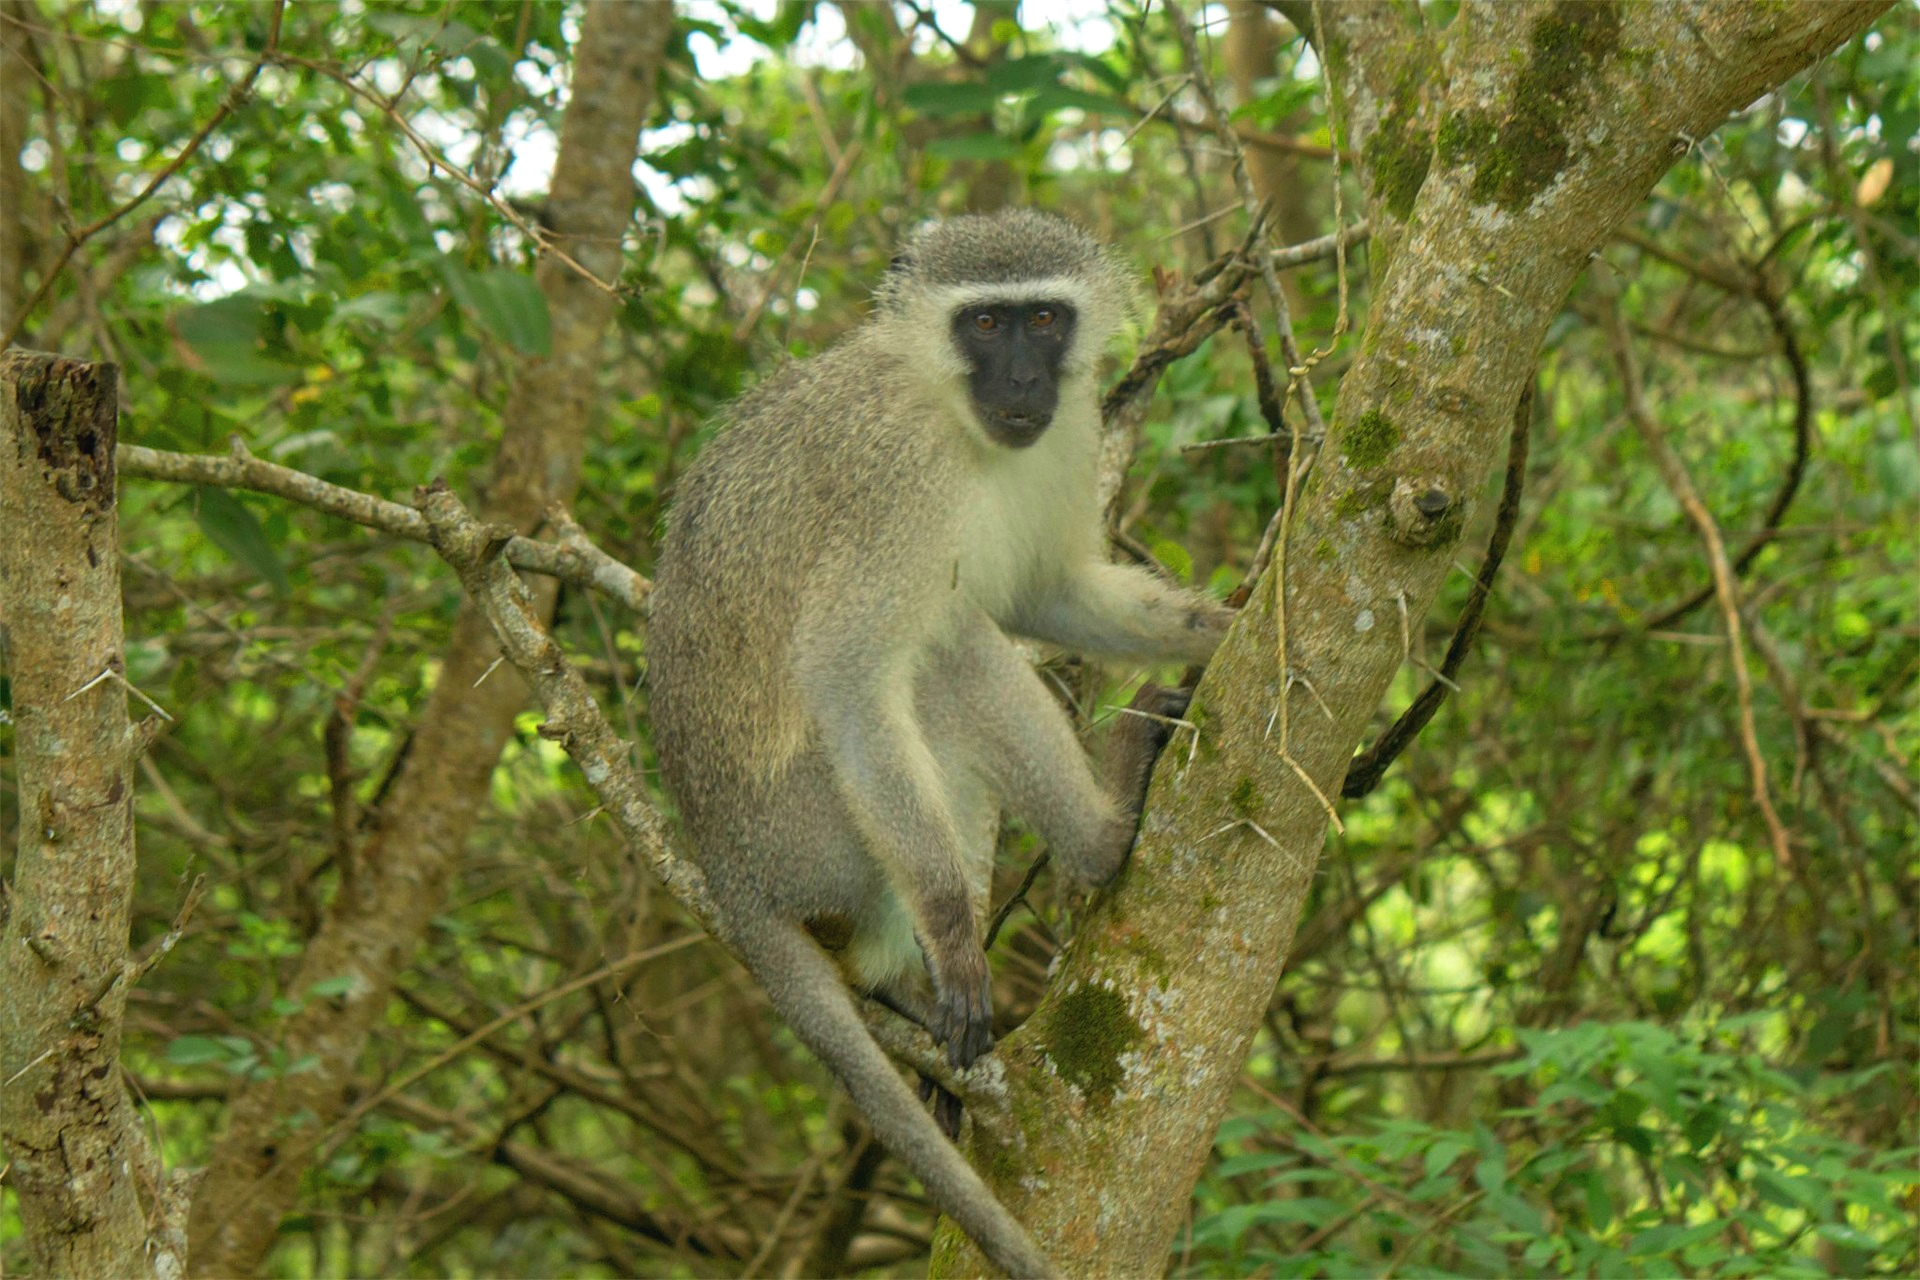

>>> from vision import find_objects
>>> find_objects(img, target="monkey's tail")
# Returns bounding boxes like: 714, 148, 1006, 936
729, 915, 1054, 1280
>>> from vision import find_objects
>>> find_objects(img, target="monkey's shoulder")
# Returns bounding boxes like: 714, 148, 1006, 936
673, 339, 959, 544
729, 338, 942, 453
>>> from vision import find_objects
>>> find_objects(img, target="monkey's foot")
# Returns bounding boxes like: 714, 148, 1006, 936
917, 1072, 966, 1140
928, 940, 994, 1069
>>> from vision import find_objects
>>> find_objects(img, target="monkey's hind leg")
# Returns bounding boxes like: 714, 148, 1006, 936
1103, 681, 1193, 817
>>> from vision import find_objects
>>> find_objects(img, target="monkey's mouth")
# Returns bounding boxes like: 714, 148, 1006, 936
983, 409, 1053, 448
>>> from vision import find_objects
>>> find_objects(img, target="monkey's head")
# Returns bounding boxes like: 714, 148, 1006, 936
876, 210, 1135, 449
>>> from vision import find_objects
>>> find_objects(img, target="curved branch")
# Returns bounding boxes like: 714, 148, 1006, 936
1633, 277, 1811, 632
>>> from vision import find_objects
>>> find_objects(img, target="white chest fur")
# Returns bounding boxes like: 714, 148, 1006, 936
951, 396, 1100, 624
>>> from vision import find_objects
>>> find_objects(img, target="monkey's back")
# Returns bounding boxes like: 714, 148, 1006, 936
649, 333, 956, 845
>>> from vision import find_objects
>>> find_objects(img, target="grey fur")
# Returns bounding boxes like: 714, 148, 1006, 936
649, 210, 1232, 1278
877, 209, 1132, 306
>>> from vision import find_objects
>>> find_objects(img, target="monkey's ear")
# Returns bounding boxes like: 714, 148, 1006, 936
886, 251, 914, 277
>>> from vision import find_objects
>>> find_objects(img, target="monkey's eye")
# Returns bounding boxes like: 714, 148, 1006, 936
972, 312, 999, 333
1030, 308, 1055, 328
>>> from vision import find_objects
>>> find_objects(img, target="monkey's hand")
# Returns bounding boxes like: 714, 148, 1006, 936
1112, 680, 1192, 806
1073, 682, 1194, 889
926, 923, 995, 1069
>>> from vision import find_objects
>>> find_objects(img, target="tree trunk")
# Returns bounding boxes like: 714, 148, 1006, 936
0, 350, 153, 1277
182, 3, 674, 1273
931, 2, 1889, 1274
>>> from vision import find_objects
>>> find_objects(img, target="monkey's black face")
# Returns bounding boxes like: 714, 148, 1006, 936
951, 300, 1077, 448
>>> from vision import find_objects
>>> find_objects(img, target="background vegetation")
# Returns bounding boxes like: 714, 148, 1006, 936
1, 1, 1913, 1276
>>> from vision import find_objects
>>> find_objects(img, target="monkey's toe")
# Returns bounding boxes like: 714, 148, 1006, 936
918, 1073, 965, 1139
935, 1085, 964, 1139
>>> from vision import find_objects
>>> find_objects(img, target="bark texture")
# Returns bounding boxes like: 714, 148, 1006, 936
182, 4, 674, 1273
0, 350, 150, 1277
931, 3, 1890, 1274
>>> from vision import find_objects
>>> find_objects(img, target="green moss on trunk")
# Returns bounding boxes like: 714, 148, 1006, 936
1046, 984, 1145, 1107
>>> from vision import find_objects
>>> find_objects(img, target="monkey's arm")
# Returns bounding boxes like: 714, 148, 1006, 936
1015, 560, 1232, 664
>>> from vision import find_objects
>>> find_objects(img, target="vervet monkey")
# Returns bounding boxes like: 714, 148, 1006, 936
649, 210, 1233, 1276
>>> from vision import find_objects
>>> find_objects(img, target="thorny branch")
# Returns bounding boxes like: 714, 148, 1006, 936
412, 482, 978, 1106
1165, 0, 1326, 440
1631, 273, 1812, 632
1579, 239, 1814, 640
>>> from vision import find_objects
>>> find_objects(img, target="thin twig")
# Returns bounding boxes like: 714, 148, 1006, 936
733, 140, 865, 344
1598, 289, 1794, 867
984, 852, 1052, 952
117, 441, 651, 611
0, 1, 287, 350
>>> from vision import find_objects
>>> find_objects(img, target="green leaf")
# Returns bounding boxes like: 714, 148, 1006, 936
1489, 1190, 1545, 1235
1753, 1167, 1828, 1214
307, 975, 356, 998
1814, 1223, 1880, 1251
927, 133, 1024, 161
985, 54, 1064, 94
1148, 538, 1194, 584
443, 263, 552, 356
902, 81, 1001, 117
734, 0, 812, 47
1214, 1150, 1292, 1178
334, 291, 409, 328
1424, 1136, 1471, 1179
100, 73, 173, 126
1581, 1169, 1614, 1230
165, 1035, 233, 1066
175, 298, 303, 388
1029, 84, 1129, 116
194, 487, 290, 595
